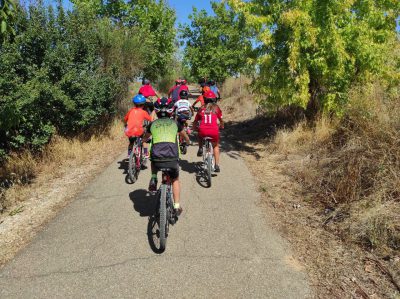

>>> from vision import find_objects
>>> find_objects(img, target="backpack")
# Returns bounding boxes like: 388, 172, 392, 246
210, 85, 218, 95
171, 86, 180, 102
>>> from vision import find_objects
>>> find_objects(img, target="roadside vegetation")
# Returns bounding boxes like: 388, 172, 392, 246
182, 0, 400, 296
0, 1, 177, 212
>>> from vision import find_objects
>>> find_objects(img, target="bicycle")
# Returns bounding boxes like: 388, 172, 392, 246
154, 168, 178, 252
128, 137, 145, 183
202, 137, 215, 187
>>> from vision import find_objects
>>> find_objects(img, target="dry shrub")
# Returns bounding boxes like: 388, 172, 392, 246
272, 82, 400, 255
0, 119, 125, 212
272, 117, 335, 154
221, 76, 251, 98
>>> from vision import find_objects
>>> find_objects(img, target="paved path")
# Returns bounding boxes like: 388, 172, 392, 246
0, 137, 310, 298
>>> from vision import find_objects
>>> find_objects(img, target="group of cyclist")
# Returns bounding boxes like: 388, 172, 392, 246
124, 78, 223, 216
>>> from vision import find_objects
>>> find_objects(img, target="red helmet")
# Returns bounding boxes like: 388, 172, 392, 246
202, 86, 211, 94
203, 91, 217, 104
154, 97, 174, 118
175, 79, 181, 85
181, 79, 187, 85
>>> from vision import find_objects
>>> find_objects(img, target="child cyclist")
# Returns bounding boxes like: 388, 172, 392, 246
174, 90, 194, 135
193, 91, 224, 172
124, 94, 152, 159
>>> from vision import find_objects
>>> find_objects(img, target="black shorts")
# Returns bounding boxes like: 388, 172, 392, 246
129, 136, 143, 145
152, 160, 179, 179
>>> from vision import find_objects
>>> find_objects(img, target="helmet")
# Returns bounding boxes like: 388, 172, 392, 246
203, 91, 217, 104
132, 94, 146, 105
154, 97, 174, 118
142, 78, 150, 85
175, 79, 181, 85
179, 90, 189, 99
209, 79, 216, 86
181, 79, 187, 85
202, 86, 211, 94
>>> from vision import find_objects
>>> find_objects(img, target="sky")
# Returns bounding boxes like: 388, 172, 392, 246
44, 0, 399, 31
44, 0, 215, 26
167, 0, 215, 26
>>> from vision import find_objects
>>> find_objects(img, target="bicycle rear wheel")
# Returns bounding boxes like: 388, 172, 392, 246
159, 184, 168, 251
128, 148, 137, 183
207, 152, 212, 187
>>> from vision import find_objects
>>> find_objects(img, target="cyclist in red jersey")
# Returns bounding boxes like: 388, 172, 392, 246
138, 78, 159, 120
192, 86, 210, 110
138, 78, 159, 98
124, 94, 152, 158
193, 91, 224, 172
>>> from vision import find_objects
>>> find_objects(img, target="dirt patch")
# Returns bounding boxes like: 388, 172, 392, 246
0, 122, 126, 267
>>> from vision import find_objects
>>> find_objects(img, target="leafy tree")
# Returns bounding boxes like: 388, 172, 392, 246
0, 0, 16, 41
180, 1, 253, 83
102, 0, 177, 81
228, 0, 400, 116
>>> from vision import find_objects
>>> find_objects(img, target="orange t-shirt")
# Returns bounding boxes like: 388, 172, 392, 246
193, 95, 205, 107
124, 107, 152, 137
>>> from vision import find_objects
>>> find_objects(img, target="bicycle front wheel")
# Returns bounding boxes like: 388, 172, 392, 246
159, 184, 168, 251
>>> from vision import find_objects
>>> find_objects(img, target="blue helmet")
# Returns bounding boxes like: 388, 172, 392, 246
132, 94, 146, 105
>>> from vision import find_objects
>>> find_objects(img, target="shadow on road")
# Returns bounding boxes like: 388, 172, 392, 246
117, 159, 134, 184
129, 189, 157, 217
179, 159, 198, 174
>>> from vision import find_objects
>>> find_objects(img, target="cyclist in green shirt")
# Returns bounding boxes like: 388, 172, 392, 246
147, 97, 190, 215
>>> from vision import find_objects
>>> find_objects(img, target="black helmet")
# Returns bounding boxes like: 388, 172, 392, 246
209, 79, 216, 86
154, 97, 174, 118
179, 90, 189, 99
142, 78, 150, 85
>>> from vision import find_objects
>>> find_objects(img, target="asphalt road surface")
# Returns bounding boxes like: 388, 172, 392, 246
0, 133, 310, 298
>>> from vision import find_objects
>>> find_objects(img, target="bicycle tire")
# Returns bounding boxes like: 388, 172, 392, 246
128, 148, 137, 183
207, 152, 212, 187
159, 184, 168, 251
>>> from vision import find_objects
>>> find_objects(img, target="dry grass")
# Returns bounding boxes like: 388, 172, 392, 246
264, 83, 400, 296
221, 78, 400, 297
0, 119, 126, 213
221, 76, 252, 99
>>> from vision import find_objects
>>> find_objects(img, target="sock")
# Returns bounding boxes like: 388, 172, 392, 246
174, 203, 180, 209
143, 148, 148, 155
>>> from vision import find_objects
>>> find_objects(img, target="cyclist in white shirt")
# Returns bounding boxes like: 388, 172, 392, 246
174, 90, 194, 134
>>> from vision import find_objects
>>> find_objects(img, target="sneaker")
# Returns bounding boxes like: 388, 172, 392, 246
174, 206, 183, 217
144, 152, 150, 159
214, 165, 220, 173
197, 148, 203, 157
148, 178, 157, 192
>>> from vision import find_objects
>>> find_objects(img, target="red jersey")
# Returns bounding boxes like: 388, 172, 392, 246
138, 85, 156, 98
124, 107, 152, 137
195, 106, 223, 130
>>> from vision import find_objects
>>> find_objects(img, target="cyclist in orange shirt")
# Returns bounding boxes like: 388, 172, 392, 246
124, 94, 152, 159
192, 86, 210, 111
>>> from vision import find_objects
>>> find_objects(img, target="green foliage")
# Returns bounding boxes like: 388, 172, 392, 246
0, 1, 176, 161
229, 0, 400, 115
0, 0, 16, 41
101, 0, 177, 81
180, 1, 253, 83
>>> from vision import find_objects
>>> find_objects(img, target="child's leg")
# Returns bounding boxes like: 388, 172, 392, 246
212, 141, 220, 165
